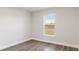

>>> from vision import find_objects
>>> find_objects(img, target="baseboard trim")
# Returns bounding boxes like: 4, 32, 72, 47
0, 38, 31, 50
30, 37, 79, 49
1, 38, 79, 50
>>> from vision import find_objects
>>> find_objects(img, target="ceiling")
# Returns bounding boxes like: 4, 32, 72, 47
22, 7, 50, 12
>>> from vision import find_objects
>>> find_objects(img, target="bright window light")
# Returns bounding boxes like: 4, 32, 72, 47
43, 14, 56, 36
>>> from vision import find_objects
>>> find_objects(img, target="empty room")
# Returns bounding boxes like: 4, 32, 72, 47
0, 7, 79, 51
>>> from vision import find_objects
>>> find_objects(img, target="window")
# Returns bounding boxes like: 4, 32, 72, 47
43, 14, 56, 36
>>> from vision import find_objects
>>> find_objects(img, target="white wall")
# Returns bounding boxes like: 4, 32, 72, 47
77, 8, 79, 47
31, 8, 78, 48
0, 8, 31, 49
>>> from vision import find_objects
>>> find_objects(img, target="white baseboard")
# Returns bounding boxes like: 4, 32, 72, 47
30, 37, 79, 49
1, 37, 79, 50
0, 38, 31, 50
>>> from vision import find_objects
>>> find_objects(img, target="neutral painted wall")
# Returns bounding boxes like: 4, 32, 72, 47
0, 8, 31, 49
31, 8, 78, 48
77, 8, 79, 47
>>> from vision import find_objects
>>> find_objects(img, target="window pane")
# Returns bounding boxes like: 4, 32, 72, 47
43, 14, 56, 35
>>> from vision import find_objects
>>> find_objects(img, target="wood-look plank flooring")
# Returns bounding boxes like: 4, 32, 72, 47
1, 40, 79, 51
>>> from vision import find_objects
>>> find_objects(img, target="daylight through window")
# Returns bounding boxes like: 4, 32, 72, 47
43, 14, 56, 36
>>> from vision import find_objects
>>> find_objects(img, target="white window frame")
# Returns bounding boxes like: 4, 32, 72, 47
43, 13, 56, 36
